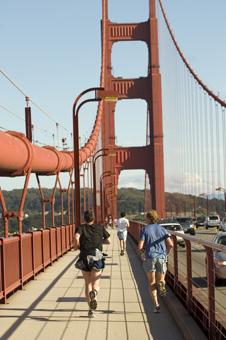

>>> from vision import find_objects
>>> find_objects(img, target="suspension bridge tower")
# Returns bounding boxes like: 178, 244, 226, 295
101, 0, 165, 219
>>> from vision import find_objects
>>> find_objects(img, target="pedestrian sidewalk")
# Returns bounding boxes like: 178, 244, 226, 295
0, 228, 205, 340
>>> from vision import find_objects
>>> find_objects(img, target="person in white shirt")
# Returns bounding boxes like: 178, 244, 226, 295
116, 212, 130, 255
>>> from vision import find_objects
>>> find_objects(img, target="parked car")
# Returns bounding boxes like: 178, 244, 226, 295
172, 216, 196, 235
219, 217, 226, 231
204, 215, 220, 229
158, 222, 185, 247
194, 216, 205, 228
205, 232, 226, 284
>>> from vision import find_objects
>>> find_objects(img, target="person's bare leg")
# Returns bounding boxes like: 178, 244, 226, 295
156, 272, 166, 296
146, 271, 159, 307
88, 269, 102, 310
156, 272, 165, 286
120, 239, 123, 249
123, 240, 126, 252
82, 270, 92, 308
90, 268, 102, 294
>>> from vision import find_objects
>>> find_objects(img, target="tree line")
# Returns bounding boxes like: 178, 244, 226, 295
0, 187, 224, 236
0, 187, 144, 236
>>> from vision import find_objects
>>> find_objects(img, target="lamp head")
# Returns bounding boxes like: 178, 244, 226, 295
96, 89, 118, 102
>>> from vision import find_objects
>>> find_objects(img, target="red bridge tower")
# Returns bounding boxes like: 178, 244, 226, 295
101, 0, 165, 219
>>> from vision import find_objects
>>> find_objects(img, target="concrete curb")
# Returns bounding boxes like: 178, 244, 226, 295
128, 234, 207, 340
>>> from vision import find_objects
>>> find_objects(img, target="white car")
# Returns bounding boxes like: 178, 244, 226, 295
159, 222, 185, 247
219, 218, 226, 231
205, 232, 226, 284
204, 215, 220, 229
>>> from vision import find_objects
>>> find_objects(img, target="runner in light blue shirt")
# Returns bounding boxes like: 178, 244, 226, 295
138, 210, 173, 313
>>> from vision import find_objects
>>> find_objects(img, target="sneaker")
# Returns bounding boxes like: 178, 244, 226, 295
89, 290, 98, 310
120, 250, 124, 256
88, 310, 96, 318
157, 281, 167, 297
153, 305, 160, 313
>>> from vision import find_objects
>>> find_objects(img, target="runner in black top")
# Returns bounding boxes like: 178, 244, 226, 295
74, 210, 111, 318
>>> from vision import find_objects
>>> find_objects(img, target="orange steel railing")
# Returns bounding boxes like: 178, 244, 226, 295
0, 224, 76, 304
128, 220, 226, 340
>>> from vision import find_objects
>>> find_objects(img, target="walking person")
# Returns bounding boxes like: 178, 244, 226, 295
108, 215, 113, 228
116, 212, 130, 256
138, 210, 173, 313
73, 210, 111, 318
104, 216, 108, 229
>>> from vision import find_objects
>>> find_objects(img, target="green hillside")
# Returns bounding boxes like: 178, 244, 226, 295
0, 188, 224, 236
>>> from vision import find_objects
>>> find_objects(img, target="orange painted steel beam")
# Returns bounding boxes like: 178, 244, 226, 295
0, 104, 102, 176
0, 130, 72, 175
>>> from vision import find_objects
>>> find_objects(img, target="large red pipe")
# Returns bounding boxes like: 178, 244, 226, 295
0, 130, 73, 175
0, 100, 103, 176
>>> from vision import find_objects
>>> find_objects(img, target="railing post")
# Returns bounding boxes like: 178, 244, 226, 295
185, 239, 192, 313
172, 235, 178, 294
27, 231, 36, 278
205, 246, 216, 340
15, 234, 24, 291
0, 238, 7, 303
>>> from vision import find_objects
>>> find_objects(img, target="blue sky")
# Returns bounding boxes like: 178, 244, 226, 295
1, 0, 226, 191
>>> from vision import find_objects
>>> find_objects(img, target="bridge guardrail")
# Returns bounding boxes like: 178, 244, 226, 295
0, 224, 76, 304
128, 220, 226, 340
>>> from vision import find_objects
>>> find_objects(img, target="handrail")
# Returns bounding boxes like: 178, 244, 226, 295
0, 224, 76, 304
128, 220, 226, 339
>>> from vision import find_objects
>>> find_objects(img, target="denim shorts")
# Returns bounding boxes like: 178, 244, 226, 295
117, 230, 127, 242
143, 258, 167, 274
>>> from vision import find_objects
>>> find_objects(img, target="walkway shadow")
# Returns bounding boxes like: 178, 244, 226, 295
126, 236, 183, 339
57, 297, 87, 303
192, 277, 208, 288
0, 252, 78, 340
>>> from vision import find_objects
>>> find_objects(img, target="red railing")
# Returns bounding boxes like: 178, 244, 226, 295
0, 224, 76, 304
128, 220, 226, 340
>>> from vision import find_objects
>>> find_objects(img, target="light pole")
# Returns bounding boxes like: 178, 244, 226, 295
199, 193, 209, 216
85, 161, 91, 210
105, 191, 116, 205
104, 184, 116, 221
73, 88, 118, 226
215, 187, 226, 216
172, 203, 178, 216
92, 148, 109, 220
100, 171, 116, 223
165, 206, 172, 217
80, 168, 87, 216
187, 197, 196, 218
178, 201, 186, 215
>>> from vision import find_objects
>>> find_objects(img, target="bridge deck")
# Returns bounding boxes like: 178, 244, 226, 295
0, 229, 205, 340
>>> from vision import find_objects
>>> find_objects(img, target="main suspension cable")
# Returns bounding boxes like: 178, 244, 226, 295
0, 68, 72, 134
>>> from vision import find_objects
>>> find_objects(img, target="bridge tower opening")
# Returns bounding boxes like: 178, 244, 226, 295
101, 0, 165, 219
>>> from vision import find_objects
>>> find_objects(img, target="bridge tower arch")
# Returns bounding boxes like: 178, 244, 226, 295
101, 0, 165, 219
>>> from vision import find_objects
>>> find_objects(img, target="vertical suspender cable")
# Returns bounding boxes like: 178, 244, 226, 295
215, 104, 220, 214
178, 54, 183, 194
222, 108, 226, 214
209, 98, 215, 213
200, 88, 205, 213
194, 81, 199, 198
190, 75, 195, 196
204, 93, 209, 214
184, 68, 189, 195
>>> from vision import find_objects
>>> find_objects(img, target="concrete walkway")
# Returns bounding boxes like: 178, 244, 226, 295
0, 229, 206, 340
